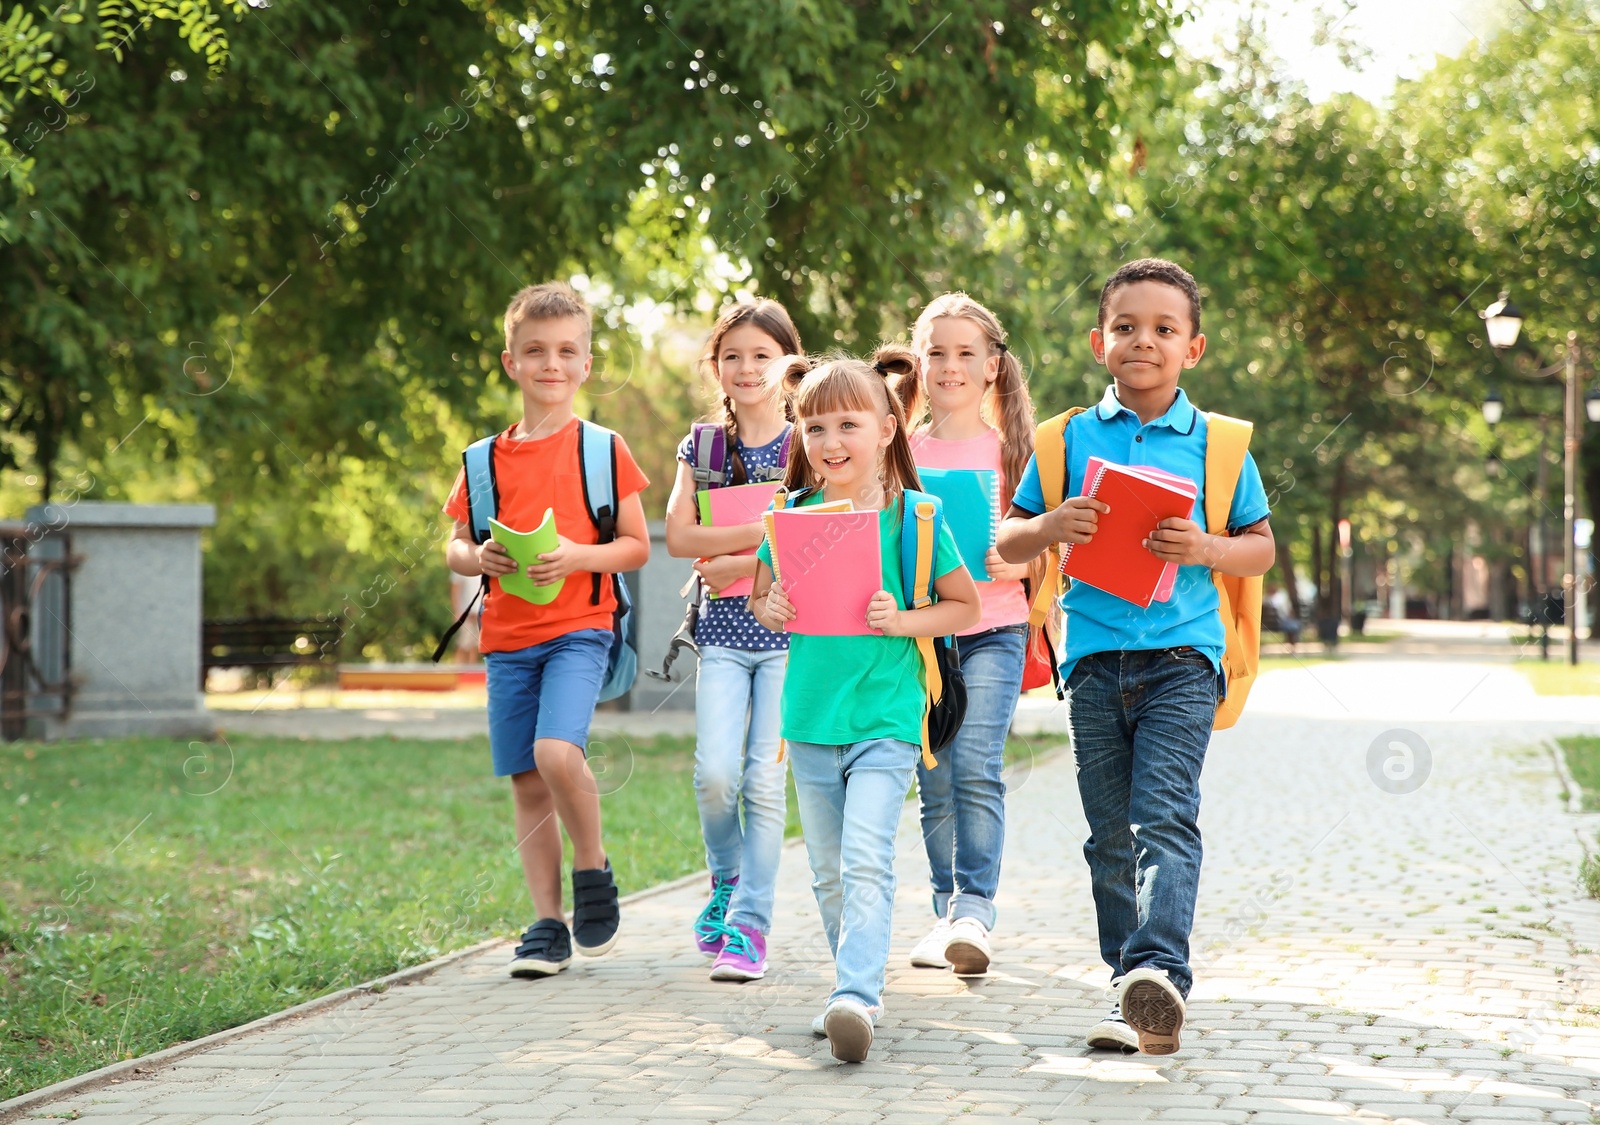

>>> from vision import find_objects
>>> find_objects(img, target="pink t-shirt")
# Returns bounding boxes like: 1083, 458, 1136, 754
909, 428, 1031, 636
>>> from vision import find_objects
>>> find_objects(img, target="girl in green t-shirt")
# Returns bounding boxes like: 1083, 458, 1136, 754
749, 353, 981, 1063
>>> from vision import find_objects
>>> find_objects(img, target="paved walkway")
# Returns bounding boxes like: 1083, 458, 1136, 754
12, 663, 1600, 1124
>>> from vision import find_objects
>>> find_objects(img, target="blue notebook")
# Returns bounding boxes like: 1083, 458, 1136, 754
917, 467, 1000, 581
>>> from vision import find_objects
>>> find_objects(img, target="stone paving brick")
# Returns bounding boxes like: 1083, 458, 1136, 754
10, 669, 1600, 1124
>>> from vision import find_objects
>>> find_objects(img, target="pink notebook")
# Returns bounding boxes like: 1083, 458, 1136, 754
762, 507, 881, 635
696, 482, 782, 599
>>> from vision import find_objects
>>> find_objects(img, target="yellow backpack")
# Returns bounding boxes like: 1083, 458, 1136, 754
1028, 408, 1262, 730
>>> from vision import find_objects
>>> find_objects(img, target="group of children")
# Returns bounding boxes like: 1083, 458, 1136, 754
442, 259, 1276, 1064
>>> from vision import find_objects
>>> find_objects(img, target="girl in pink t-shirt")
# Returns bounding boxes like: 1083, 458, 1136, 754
888, 292, 1041, 979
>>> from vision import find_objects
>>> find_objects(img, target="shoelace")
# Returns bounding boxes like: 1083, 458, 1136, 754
694, 881, 735, 941
719, 925, 756, 960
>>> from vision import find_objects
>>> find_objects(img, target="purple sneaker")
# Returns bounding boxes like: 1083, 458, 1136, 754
709, 922, 767, 981
694, 875, 738, 956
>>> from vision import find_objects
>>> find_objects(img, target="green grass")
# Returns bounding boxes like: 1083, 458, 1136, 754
1516, 661, 1600, 696
1557, 736, 1600, 812
1, 731, 1053, 1097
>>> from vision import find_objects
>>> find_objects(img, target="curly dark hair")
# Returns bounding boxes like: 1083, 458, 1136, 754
1096, 258, 1202, 335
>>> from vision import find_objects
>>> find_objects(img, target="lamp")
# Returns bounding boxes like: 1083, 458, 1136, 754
1482, 292, 1524, 350
1587, 389, 1600, 424
1482, 389, 1505, 426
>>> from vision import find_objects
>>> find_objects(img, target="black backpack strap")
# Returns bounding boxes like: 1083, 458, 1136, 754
432, 578, 486, 663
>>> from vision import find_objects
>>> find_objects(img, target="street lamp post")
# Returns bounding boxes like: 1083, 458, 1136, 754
1480, 291, 1594, 666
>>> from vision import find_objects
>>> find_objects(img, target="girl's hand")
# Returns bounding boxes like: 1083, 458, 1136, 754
477, 540, 518, 578
866, 590, 902, 635
694, 553, 752, 595
1044, 495, 1109, 545
983, 547, 1029, 582
1143, 518, 1217, 567
528, 535, 583, 585
760, 582, 796, 630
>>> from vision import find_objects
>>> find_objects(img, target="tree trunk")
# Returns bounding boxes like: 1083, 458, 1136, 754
1276, 536, 1302, 618
1311, 521, 1325, 616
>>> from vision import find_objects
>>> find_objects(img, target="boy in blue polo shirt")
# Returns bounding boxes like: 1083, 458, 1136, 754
997, 258, 1274, 1056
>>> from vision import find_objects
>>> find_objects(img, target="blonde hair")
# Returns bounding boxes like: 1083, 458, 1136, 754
910, 293, 1036, 498
769, 353, 923, 506
697, 299, 802, 485
503, 282, 591, 351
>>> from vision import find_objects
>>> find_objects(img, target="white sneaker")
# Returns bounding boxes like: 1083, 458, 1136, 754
909, 917, 953, 968
1118, 966, 1186, 1055
1085, 1008, 1140, 1053
943, 917, 992, 977
810, 1012, 827, 1037
822, 999, 875, 1063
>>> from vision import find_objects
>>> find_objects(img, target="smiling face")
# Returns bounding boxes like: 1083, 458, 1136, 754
801, 406, 896, 495
716, 323, 786, 412
501, 314, 591, 407
918, 316, 997, 419
1090, 279, 1206, 397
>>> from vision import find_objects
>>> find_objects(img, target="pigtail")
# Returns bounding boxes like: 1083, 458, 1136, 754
986, 340, 1037, 506
871, 343, 922, 430
769, 354, 822, 493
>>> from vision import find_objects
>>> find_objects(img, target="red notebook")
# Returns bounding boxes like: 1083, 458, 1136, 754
1061, 460, 1198, 607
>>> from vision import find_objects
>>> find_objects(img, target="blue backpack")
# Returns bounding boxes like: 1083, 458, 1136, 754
431, 421, 638, 703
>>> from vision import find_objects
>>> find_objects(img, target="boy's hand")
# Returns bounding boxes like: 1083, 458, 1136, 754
1144, 517, 1218, 567
761, 582, 796, 630
528, 535, 583, 585
866, 590, 902, 635
1045, 496, 1110, 545
477, 540, 518, 578
983, 547, 1029, 582
694, 554, 751, 595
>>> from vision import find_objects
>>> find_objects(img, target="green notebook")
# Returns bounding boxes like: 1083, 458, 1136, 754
489, 510, 563, 605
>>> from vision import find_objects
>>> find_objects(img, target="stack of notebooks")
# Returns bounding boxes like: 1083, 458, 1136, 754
761, 501, 877, 634
1059, 458, 1198, 608
695, 481, 783, 599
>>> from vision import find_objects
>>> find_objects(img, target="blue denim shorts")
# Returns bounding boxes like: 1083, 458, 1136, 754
484, 628, 612, 777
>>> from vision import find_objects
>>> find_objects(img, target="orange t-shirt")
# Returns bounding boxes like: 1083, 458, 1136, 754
443, 419, 649, 654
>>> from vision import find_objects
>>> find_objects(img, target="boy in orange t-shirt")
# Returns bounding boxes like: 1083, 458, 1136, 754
444, 282, 650, 978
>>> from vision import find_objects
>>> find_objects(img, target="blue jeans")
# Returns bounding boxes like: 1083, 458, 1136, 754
915, 625, 1026, 929
694, 646, 788, 934
787, 738, 920, 1017
1066, 647, 1219, 998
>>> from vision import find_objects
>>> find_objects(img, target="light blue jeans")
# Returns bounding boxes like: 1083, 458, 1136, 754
787, 738, 920, 1017
694, 646, 788, 934
915, 625, 1026, 929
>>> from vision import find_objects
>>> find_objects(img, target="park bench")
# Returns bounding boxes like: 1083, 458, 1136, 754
202, 617, 343, 684
1260, 600, 1304, 643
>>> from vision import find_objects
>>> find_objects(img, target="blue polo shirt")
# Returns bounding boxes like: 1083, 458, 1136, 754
1012, 385, 1270, 684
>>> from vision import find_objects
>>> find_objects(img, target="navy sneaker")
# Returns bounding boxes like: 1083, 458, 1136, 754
508, 918, 572, 979
571, 860, 620, 956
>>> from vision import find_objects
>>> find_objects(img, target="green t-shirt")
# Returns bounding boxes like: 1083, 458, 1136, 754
756, 493, 965, 745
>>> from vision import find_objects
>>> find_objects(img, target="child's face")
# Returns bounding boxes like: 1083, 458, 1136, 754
801, 406, 895, 493
501, 315, 591, 406
918, 316, 997, 418
716, 324, 785, 413
1090, 280, 1205, 396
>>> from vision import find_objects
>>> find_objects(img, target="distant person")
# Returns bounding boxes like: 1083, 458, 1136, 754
750, 352, 981, 1063
1266, 584, 1301, 648
662, 298, 802, 983
997, 258, 1275, 1055
443, 282, 649, 979
449, 570, 482, 664
890, 293, 1042, 979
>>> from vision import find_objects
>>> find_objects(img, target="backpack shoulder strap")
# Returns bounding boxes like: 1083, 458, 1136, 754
577, 420, 621, 605
689, 422, 728, 488
462, 434, 499, 545
901, 490, 945, 771
1203, 413, 1254, 535
1026, 407, 1087, 627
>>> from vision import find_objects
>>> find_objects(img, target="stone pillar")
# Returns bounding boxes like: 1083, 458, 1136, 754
25, 502, 216, 740
622, 520, 699, 712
